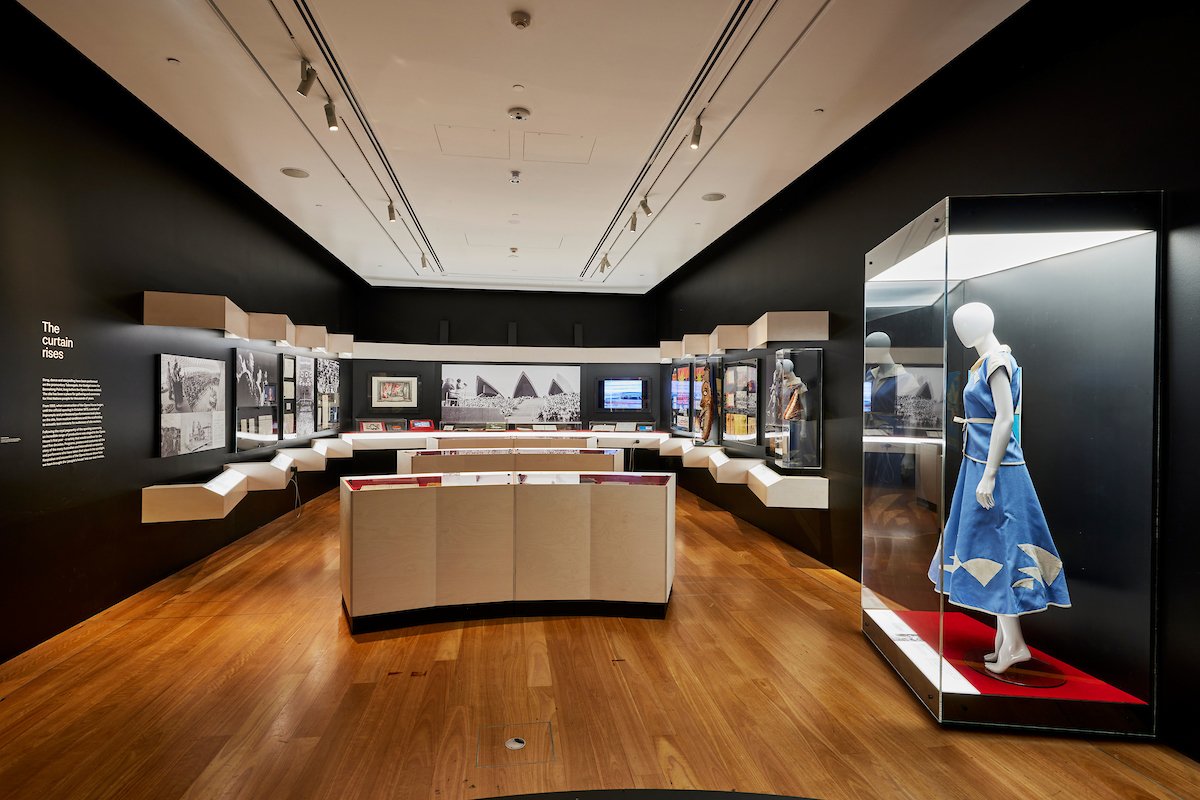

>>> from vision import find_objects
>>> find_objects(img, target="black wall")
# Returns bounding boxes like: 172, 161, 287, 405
650, 0, 1200, 758
0, 2, 363, 662
355, 287, 656, 347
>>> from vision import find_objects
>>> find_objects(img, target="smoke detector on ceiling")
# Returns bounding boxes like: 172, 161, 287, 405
510, 170, 521, 184
508, 107, 532, 121
511, 11, 531, 29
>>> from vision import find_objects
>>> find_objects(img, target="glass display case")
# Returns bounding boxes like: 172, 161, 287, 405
862, 192, 1160, 735
669, 362, 692, 433
767, 348, 822, 468
692, 358, 719, 444
722, 359, 759, 444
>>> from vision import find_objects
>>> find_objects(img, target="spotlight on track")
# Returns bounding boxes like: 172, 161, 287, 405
599, 254, 611, 274
296, 60, 316, 96
324, 101, 338, 131
690, 117, 702, 150
387, 200, 397, 222
629, 211, 637, 232
420, 252, 429, 270
639, 197, 653, 218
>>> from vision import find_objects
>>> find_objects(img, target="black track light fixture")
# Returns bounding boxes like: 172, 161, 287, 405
324, 101, 338, 131
690, 117, 703, 150
296, 59, 316, 96
639, 197, 653, 218
387, 200, 397, 222
629, 211, 638, 232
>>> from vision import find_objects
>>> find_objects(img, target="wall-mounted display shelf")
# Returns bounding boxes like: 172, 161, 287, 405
141, 470, 248, 523
681, 333, 710, 356
247, 312, 296, 346
746, 464, 829, 508
294, 324, 328, 351
659, 340, 684, 362
747, 311, 829, 350
144, 291, 249, 340
708, 325, 748, 355
706, 451, 764, 484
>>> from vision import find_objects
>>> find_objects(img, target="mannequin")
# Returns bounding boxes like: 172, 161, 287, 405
775, 359, 808, 463
929, 302, 1071, 674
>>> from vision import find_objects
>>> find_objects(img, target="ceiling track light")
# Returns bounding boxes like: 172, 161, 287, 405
599, 254, 611, 274
690, 116, 703, 150
324, 100, 338, 131
639, 197, 653, 217
420, 252, 429, 270
629, 211, 637, 232
296, 59, 316, 96
387, 200, 396, 222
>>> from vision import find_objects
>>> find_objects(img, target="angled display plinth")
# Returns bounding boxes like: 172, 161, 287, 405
224, 452, 295, 491
141, 470, 248, 523
681, 444, 722, 468
707, 451, 764, 484
143, 291, 250, 339
747, 464, 829, 508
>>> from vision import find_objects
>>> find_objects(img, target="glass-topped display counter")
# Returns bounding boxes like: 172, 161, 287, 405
863, 192, 1160, 735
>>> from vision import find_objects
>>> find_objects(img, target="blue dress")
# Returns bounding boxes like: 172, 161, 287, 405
928, 347, 1071, 616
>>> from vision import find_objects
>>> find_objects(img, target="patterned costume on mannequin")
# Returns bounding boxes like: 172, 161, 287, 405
928, 346, 1071, 615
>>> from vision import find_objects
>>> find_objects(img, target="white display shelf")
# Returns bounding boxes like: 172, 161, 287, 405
706, 451, 764, 484
681, 445, 722, 468
708, 324, 748, 355
313, 437, 354, 459
224, 452, 295, 491
746, 464, 829, 509
141, 470, 248, 523
659, 438, 693, 458
278, 447, 326, 472
747, 311, 829, 350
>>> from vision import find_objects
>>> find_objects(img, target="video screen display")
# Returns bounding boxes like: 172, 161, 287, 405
670, 364, 691, 430
600, 379, 647, 411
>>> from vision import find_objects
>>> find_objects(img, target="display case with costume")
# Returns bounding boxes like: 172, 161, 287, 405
768, 348, 823, 468
861, 192, 1160, 736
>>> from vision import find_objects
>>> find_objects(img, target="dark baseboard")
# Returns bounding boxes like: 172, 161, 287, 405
344, 597, 670, 634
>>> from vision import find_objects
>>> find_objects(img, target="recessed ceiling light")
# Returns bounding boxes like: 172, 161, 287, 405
813, 108, 825, 114
281, 167, 309, 178
166, 57, 180, 65
512, 84, 526, 92
701, 192, 725, 201
508, 107, 531, 121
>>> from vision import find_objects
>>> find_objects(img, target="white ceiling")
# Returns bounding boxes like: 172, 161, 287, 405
21, 0, 1026, 293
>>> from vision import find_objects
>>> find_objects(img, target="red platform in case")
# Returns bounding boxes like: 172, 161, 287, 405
897, 610, 1146, 704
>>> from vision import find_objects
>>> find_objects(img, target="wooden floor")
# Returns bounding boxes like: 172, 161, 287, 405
1, 489, 1197, 800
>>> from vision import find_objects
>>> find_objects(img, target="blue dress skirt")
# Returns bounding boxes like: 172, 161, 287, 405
928, 348, 1071, 616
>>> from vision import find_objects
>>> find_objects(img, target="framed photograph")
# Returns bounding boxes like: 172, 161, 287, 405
439, 363, 580, 424
159, 354, 226, 458
370, 374, 419, 409
358, 421, 386, 432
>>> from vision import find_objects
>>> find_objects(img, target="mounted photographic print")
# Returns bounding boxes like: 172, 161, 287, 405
159, 354, 226, 457
235, 348, 279, 451
358, 421, 386, 432
370, 375, 419, 409
295, 355, 315, 437
316, 358, 340, 431
440, 364, 581, 424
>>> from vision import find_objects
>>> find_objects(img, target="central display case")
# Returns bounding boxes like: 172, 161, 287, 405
862, 192, 1160, 735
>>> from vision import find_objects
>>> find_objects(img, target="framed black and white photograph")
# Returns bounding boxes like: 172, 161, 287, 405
370, 374, 419, 409
295, 355, 315, 437
159, 354, 226, 457
316, 358, 340, 431
439, 364, 580, 424
235, 348, 279, 408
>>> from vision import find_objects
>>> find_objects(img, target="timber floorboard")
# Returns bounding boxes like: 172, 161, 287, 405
0, 488, 1196, 799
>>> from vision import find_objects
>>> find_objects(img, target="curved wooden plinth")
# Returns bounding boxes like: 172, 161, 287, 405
343, 597, 669, 635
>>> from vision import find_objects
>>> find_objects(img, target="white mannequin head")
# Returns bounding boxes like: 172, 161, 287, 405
865, 331, 894, 365
953, 302, 996, 350
777, 358, 795, 378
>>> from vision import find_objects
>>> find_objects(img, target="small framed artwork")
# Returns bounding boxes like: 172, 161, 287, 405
410, 419, 435, 431
386, 421, 409, 432
370, 374, 419, 409
358, 421, 386, 432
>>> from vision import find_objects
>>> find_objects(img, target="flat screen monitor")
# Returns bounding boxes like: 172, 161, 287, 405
598, 378, 649, 412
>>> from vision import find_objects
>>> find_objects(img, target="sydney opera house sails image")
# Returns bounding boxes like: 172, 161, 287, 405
440, 364, 581, 424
